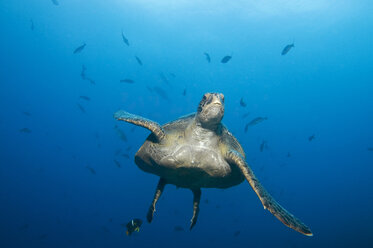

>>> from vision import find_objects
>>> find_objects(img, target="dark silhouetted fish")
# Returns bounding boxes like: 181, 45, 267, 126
120, 79, 134, 84
221, 55, 232, 63
39, 234, 48, 240
114, 160, 121, 168
287, 152, 291, 157
87, 78, 95, 85
114, 125, 127, 142
102, 226, 110, 233
281, 43, 294, 55
122, 153, 130, 159
204, 199, 209, 204
183, 88, 187, 96
169, 73, 176, 78
126, 145, 132, 151
79, 96, 90, 101
240, 97, 246, 107
247, 117, 268, 127
73, 43, 86, 54
244, 123, 250, 133
81, 65, 86, 79
22, 111, 31, 116
135, 56, 143, 65
260, 141, 268, 152
242, 112, 250, 119
30, 19, 34, 31
77, 103, 85, 113
146, 86, 153, 93
159, 72, 170, 85
204, 52, 211, 63
51, 0, 59, 6
86, 166, 96, 175
233, 230, 240, 237
368, 147, 373, 152
130, 126, 136, 132
174, 226, 185, 232
308, 134, 315, 142
153, 86, 169, 101
19, 224, 29, 231
121, 31, 129, 46
20, 128, 31, 133
115, 149, 122, 156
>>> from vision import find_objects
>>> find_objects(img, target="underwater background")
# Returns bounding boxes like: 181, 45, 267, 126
1, 0, 372, 247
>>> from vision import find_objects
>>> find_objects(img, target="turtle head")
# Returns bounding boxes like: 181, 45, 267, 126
196, 93, 224, 129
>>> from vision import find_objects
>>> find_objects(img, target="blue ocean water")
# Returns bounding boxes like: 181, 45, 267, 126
1, 0, 372, 247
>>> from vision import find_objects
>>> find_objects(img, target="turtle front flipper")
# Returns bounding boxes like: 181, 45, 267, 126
225, 150, 313, 236
147, 178, 166, 223
190, 188, 201, 230
114, 110, 165, 141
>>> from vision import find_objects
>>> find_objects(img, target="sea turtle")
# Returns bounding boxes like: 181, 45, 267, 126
114, 93, 312, 236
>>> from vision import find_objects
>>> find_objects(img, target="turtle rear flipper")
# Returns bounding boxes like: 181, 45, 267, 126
226, 150, 313, 236
114, 110, 165, 141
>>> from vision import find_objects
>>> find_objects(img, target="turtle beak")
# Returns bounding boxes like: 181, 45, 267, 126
212, 94, 224, 106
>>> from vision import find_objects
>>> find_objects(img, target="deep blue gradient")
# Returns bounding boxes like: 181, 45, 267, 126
1, 1, 372, 247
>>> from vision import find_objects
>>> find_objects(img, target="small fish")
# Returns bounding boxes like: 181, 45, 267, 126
114, 125, 127, 142
146, 86, 153, 93
39, 234, 48, 240
19, 224, 29, 231
174, 226, 185, 232
287, 152, 291, 157
126, 146, 132, 151
122, 153, 130, 159
239, 97, 246, 107
204, 199, 209, 204
204, 52, 211, 63
281, 43, 294, 55
130, 126, 136, 133
153, 86, 169, 101
260, 141, 268, 152
22, 111, 31, 116
73, 43, 86, 54
233, 230, 241, 237
244, 123, 249, 133
368, 147, 373, 152
81, 65, 86, 79
101, 226, 110, 233
182, 88, 187, 96
120, 79, 135, 84
247, 117, 268, 127
125, 218, 142, 236
77, 103, 86, 113
86, 78, 95, 85
19, 128, 31, 133
169, 73, 176, 78
86, 166, 96, 175
308, 134, 315, 142
121, 31, 129, 46
79, 96, 90, 101
159, 72, 170, 85
135, 56, 143, 66
242, 112, 250, 119
115, 149, 122, 156
51, 0, 59, 6
221, 55, 232, 63
114, 160, 121, 168
30, 19, 34, 31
